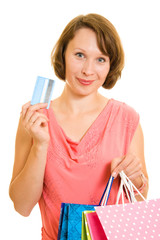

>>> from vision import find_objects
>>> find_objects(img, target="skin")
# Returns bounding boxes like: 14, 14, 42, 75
9, 28, 148, 217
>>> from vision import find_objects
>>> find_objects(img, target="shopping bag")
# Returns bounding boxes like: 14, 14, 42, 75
81, 211, 93, 240
84, 211, 107, 240
57, 176, 114, 240
57, 203, 95, 240
95, 198, 160, 239
87, 171, 160, 240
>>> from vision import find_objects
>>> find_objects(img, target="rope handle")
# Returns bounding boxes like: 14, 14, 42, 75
116, 171, 146, 205
99, 175, 114, 206
99, 171, 146, 207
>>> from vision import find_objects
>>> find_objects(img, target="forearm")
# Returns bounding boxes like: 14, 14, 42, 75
9, 143, 48, 216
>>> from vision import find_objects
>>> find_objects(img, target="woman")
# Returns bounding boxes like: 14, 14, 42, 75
9, 13, 148, 239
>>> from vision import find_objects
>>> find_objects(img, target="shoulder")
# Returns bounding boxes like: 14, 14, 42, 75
111, 99, 139, 122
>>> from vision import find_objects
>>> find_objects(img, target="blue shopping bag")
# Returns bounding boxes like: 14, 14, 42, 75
57, 176, 114, 240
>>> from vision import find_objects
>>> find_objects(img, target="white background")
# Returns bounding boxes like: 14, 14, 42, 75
1, 0, 160, 239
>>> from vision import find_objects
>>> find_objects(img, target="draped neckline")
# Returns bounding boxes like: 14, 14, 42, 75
47, 98, 114, 161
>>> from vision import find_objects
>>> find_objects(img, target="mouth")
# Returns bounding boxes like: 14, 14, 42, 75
77, 78, 95, 86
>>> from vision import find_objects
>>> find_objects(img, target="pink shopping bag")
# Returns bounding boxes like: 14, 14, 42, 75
85, 171, 160, 240
85, 211, 107, 240
95, 198, 160, 239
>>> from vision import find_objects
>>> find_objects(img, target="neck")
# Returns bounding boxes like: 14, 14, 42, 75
58, 85, 104, 115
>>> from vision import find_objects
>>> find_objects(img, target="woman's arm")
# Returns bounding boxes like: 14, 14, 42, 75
9, 102, 49, 216
111, 123, 149, 200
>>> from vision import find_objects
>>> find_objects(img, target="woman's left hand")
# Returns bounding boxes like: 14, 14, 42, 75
111, 152, 143, 184
111, 124, 149, 198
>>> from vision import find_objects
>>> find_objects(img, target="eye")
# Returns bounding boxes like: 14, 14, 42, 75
75, 52, 84, 58
97, 57, 105, 63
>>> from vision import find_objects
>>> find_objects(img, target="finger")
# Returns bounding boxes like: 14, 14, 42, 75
22, 102, 48, 118
111, 154, 136, 178
124, 161, 142, 178
23, 109, 35, 126
37, 109, 47, 115
25, 116, 48, 134
26, 102, 48, 117
111, 156, 125, 178
21, 101, 31, 118
30, 116, 48, 130
29, 112, 49, 124
25, 114, 49, 132
127, 170, 142, 181
25, 120, 34, 132
23, 103, 48, 125
29, 102, 48, 111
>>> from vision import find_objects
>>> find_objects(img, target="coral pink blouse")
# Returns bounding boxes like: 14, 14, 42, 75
38, 99, 139, 239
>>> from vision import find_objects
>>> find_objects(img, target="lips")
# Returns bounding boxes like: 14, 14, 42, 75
77, 78, 95, 85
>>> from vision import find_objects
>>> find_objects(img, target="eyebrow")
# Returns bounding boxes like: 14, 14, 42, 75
74, 48, 108, 57
74, 48, 87, 52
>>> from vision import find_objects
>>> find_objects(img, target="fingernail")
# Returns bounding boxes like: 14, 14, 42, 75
112, 172, 117, 178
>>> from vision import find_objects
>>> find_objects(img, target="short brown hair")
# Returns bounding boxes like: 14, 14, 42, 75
51, 13, 124, 89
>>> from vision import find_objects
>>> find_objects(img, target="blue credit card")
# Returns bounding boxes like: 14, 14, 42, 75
31, 76, 55, 109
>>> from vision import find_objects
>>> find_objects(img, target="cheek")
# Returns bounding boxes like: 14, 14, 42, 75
97, 65, 110, 79
65, 59, 81, 77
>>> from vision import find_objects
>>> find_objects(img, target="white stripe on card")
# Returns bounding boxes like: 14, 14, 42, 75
40, 78, 49, 103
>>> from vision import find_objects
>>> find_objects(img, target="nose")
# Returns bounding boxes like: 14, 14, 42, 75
81, 60, 95, 76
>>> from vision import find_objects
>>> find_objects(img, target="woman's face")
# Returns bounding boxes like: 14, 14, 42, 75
64, 28, 110, 96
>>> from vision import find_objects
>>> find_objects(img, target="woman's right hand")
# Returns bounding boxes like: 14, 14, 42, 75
21, 101, 50, 145
9, 102, 50, 216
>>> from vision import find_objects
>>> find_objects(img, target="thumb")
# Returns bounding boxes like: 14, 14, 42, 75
111, 156, 125, 178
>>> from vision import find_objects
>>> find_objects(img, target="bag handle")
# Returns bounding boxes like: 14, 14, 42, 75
99, 171, 146, 207
99, 175, 114, 206
116, 171, 146, 204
